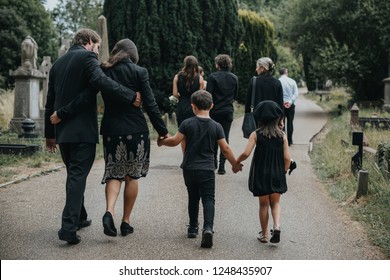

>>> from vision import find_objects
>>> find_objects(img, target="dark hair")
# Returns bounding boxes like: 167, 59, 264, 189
191, 90, 213, 110
279, 68, 288, 75
101, 38, 139, 68
180, 55, 199, 91
215, 54, 232, 70
71, 28, 100, 46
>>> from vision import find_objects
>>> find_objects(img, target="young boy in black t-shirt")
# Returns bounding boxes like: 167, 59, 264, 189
158, 90, 240, 248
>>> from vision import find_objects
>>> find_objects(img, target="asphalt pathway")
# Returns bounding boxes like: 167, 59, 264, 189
0, 91, 386, 260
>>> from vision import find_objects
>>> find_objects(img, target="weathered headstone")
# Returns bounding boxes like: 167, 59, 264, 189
39, 56, 52, 110
356, 170, 369, 199
384, 50, 390, 112
9, 36, 44, 135
383, 77, 390, 112
58, 39, 71, 58
97, 15, 110, 63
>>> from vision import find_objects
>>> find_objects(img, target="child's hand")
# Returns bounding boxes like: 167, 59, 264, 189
232, 162, 243, 173
157, 135, 167, 147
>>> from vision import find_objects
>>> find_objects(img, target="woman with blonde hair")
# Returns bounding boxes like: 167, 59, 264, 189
245, 57, 284, 113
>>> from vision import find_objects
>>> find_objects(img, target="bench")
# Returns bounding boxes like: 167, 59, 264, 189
314, 90, 331, 101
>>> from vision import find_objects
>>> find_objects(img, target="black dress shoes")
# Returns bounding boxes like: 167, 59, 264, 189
58, 229, 81, 245
120, 222, 134, 236
102, 211, 117, 237
77, 219, 92, 230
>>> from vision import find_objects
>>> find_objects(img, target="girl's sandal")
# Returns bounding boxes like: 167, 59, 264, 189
270, 226, 281, 243
257, 231, 268, 243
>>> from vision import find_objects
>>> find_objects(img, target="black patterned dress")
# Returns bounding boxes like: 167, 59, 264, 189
99, 59, 168, 184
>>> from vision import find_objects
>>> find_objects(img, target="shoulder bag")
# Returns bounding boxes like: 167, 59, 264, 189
242, 77, 257, 138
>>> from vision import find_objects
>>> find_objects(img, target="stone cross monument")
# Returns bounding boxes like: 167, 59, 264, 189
9, 36, 44, 135
97, 15, 110, 63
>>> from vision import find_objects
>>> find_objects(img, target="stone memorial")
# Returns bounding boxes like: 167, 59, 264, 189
9, 36, 44, 135
39, 56, 52, 111
97, 15, 110, 63
58, 38, 71, 58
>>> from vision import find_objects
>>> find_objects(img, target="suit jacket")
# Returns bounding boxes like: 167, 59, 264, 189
245, 73, 284, 113
44, 45, 136, 143
100, 59, 168, 136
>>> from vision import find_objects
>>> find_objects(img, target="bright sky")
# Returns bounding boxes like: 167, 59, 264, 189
43, 0, 59, 10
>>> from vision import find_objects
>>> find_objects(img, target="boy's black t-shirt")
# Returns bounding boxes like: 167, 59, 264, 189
178, 116, 225, 171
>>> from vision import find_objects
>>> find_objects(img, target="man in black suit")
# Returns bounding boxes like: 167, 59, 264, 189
44, 28, 141, 245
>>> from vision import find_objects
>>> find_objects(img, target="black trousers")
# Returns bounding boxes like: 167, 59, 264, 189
284, 104, 295, 145
211, 112, 233, 167
59, 142, 96, 237
183, 170, 215, 231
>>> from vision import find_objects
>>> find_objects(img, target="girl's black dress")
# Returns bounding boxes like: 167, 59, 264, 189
248, 131, 287, 196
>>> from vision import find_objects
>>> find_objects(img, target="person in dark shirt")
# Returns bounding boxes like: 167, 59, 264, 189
235, 100, 291, 244
206, 54, 238, 175
51, 38, 168, 238
245, 57, 284, 114
98, 39, 169, 237
172, 55, 205, 126
158, 90, 240, 248
45, 28, 141, 245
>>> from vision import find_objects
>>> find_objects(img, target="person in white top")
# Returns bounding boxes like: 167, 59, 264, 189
279, 68, 299, 146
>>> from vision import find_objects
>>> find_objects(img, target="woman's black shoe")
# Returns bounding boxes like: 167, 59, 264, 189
102, 212, 117, 237
120, 222, 134, 236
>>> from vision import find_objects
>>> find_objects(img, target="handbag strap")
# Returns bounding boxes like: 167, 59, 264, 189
250, 76, 257, 112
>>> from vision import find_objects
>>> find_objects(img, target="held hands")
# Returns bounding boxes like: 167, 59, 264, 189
232, 161, 243, 173
50, 111, 61, 124
157, 133, 169, 147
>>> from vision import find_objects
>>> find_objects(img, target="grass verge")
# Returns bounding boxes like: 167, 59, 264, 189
307, 89, 390, 257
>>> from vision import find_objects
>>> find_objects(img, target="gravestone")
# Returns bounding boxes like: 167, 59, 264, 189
97, 15, 109, 63
58, 39, 71, 58
384, 50, 390, 112
383, 77, 390, 112
39, 56, 52, 111
9, 36, 44, 135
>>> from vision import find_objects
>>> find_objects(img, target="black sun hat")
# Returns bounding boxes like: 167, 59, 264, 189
253, 100, 284, 122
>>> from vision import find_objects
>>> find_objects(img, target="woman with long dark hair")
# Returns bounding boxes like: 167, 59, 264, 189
172, 55, 205, 126
100, 39, 168, 237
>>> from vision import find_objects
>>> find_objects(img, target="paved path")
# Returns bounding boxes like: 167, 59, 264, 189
0, 91, 386, 260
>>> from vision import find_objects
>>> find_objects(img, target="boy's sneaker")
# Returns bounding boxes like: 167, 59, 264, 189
201, 229, 213, 248
187, 226, 199, 238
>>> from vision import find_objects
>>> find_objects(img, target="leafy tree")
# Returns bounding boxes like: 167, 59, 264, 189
103, 0, 242, 113
234, 9, 277, 103
0, 8, 29, 86
0, 0, 58, 88
282, 0, 390, 100
51, 0, 103, 39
